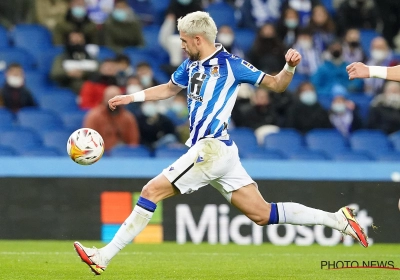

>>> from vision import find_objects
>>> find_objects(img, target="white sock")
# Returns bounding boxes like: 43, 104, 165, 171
277, 202, 342, 230
100, 205, 154, 261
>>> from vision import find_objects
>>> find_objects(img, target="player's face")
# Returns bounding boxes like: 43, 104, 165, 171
180, 31, 200, 61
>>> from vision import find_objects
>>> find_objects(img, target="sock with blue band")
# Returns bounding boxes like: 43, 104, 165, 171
100, 196, 157, 261
267, 203, 279, 225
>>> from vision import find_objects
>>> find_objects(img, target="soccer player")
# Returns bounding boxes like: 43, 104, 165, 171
74, 11, 369, 275
347, 62, 400, 82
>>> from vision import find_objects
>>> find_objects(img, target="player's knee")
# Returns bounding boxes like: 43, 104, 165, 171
141, 180, 158, 200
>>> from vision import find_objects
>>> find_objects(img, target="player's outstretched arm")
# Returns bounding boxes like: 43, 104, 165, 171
347, 62, 400, 82
260, 48, 301, 93
108, 81, 182, 110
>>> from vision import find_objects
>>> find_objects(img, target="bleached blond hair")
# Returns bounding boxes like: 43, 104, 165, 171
177, 11, 217, 44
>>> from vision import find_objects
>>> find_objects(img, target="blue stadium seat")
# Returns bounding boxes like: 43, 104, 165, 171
264, 130, 304, 153
0, 48, 36, 71
155, 146, 189, 158
20, 147, 62, 157
10, 24, 53, 59
42, 130, 71, 155
0, 128, 43, 151
388, 131, 400, 151
0, 108, 15, 129
36, 46, 64, 74
37, 93, 78, 112
0, 25, 10, 48
240, 148, 286, 160
289, 150, 329, 160
24, 71, 48, 97
96, 46, 116, 61
360, 29, 380, 57
350, 129, 392, 157
375, 152, 400, 162
60, 110, 87, 131
234, 29, 255, 54
206, 2, 236, 28
229, 128, 258, 150
287, 73, 309, 93
110, 145, 152, 158
331, 151, 372, 161
142, 25, 161, 50
150, 0, 170, 25
305, 129, 349, 155
123, 47, 161, 69
17, 109, 64, 132
318, 95, 332, 110
346, 94, 373, 121
0, 145, 17, 156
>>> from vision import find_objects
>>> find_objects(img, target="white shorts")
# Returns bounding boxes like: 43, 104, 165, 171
162, 138, 255, 198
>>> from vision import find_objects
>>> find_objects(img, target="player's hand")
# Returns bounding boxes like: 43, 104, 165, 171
108, 95, 131, 110
285, 48, 301, 67
346, 62, 369, 80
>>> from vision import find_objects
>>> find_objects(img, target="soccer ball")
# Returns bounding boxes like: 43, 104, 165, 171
67, 128, 104, 165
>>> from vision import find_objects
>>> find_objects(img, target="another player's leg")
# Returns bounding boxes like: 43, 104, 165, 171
74, 174, 178, 275
229, 184, 368, 247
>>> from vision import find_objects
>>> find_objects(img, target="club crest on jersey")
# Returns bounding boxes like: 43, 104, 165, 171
210, 66, 220, 77
241, 60, 257, 72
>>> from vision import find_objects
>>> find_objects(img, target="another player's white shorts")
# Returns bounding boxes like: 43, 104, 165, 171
162, 138, 255, 199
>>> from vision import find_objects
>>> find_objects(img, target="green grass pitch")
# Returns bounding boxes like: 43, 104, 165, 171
0, 241, 399, 279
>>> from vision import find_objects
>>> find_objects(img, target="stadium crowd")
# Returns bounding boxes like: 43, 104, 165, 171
1, 0, 400, 160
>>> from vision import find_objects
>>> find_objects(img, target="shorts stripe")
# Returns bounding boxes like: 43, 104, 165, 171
172, 163, 194, 186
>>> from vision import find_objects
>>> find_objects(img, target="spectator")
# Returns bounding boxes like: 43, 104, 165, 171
237, 0, 282, 30
312, 40, 363, 95
336, 0, 379, 37
115, 54, 134, 87
368, 81, 400, 134
234, 87, 278, 129
364, 37, 398, 95
292, 28, 321, 76
85, 0, 114, 24
158, 0, 203, 72
136, 62, 159, 89
136, 101, 178, 149
281, 0, 320, 27
0, 0, 34, 28
329, 95, 363, 137
103, 0, 144, 52
53, 0, 98, 45
0, 64, 36, 112
375, 0, 400, 48
83, 85, 140, 152
165, 90, 189, 143
34, 0, 69, 31
342, 28, 366, 64
308, 5, 336, 54
51, 31, 98, 93
79, 59, 119, 109
285, 81, 331, 133
247, 23, 286, 74
216, 25, 244, 58
276, 7, 300, 48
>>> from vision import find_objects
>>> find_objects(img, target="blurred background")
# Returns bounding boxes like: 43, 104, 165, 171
0, 0, 399, 245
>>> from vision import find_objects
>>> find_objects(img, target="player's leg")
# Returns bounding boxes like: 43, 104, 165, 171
74, 174, 178, 275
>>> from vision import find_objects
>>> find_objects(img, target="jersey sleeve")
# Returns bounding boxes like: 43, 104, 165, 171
231, 58, 265, 86
171, 59, 190, 88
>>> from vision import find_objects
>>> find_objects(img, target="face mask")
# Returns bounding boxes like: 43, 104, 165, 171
7, 75, 24, 88
331, 50, 342, 59
349, 41, 360, 48
297, 39, 312, 50
331, 102, 346, 114
112, 9, 128, 22
142, 102, 157, 117
177, 0, 192, 5
71, 6, 86, 19
140, 75, 152, 87
371, 49, 388, 62
284, 19, 298, 29
127, 84, 143, 94
299, 90, 317, 105
217, 33, 234, 47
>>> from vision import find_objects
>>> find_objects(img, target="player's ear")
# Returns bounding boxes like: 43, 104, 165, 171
195, 36, 201, 46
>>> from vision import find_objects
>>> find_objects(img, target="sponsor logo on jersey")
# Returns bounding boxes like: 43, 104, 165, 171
241, 60, 257, 72
188, 93, 203, 102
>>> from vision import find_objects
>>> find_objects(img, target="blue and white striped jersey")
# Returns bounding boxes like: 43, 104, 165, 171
171, 44, 266, 147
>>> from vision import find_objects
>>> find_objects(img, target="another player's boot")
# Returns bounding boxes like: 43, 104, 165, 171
73, 241, 109, 275
337, 206, 369, 247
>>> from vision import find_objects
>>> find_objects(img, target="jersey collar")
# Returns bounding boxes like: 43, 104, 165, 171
199, 43, 223, 65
